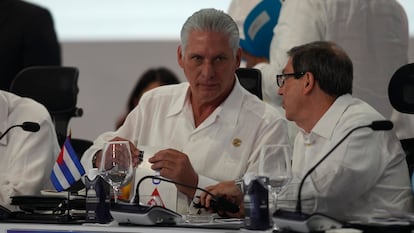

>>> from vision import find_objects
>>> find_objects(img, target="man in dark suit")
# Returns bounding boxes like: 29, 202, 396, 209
0, 0, 61, 90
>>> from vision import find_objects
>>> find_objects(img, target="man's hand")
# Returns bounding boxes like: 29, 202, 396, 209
199, 181, 245, 218
148, 149, 198, 198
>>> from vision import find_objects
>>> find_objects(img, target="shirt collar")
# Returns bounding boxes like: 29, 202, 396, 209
167, 82, 190, 117
166, 77, 245, 129
311, 94, 353, 140
218, 77, 244, 128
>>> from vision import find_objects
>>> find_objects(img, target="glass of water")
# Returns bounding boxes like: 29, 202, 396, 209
259, 144, 292, 216
99, 141, 133, 203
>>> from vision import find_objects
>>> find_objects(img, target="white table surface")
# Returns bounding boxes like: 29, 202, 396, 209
0, 221, 270, 233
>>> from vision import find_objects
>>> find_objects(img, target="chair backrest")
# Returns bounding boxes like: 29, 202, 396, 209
388, 63, 414, 175
236, 67, 263, 100
389, 63, 414, 114
9, 66, 83, 146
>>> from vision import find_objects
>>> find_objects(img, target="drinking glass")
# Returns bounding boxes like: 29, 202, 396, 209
99, 141, 133, 203
259, 144, 292, 216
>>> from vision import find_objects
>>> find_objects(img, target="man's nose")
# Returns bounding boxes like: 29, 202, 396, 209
277, 86, 283, 96
201, 61, 215, 78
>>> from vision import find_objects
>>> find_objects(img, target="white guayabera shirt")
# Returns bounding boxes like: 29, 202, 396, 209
0, 90, 59, 210
81, 80, 290, 214
278, 94, 413, 222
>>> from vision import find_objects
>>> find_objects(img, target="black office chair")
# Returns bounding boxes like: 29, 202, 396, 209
10, 66, 84, 146
236, 68, 263, 100
10, 66, 92, 191
388, 63, 414, 175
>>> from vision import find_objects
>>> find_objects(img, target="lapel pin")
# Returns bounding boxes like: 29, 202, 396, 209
232, 138, 242, 147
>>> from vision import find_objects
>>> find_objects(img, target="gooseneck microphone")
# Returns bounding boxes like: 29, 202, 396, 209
295, 120, 393, 213
21, 121, 41, 132
135, 175, 240, 214
0, 122, 40, 140
273, 120, 393, 233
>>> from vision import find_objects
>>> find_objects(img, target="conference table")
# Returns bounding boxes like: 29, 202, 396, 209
0, 221, 256, 233
1, 220, 414, 233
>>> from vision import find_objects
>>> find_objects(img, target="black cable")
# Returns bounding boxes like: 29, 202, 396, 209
134, 175, 216, 203
134, 175, 239, 213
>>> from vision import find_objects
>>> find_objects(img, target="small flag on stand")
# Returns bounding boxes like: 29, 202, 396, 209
149, 187, 165, 207
50, 136, 85, 192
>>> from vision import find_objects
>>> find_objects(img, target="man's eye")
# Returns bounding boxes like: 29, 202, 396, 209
191, 55, 202, 61
215, 56, 225, 62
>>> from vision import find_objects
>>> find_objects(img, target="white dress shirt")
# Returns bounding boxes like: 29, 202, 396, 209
391, 112, 414, 140
0, 91, 60, 210
278, 94, 413, 221
81, 80, 290, 213
258, 0, 409, 119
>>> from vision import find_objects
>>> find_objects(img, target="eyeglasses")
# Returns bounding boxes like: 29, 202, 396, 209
276, 72, 306, 87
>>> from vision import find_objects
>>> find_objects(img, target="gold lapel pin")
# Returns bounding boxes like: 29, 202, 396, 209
232, 138, 242, 147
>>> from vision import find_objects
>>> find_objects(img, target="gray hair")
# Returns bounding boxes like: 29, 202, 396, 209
180, 8, 240, 56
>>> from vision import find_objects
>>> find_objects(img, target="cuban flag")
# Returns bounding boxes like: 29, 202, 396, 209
50, 136, 85, 191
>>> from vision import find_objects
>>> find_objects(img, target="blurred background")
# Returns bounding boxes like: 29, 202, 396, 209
26, 0, 414, 141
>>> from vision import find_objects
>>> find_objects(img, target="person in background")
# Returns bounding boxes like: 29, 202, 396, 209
115, 67, 180, 129
227, 0, 259, 34
0, 90, 60, 210
247, 0, 408, 120
238, 0, 281, 69
200, 41, 413, 221
81, 8, 289, 214
0, 0, 61, 91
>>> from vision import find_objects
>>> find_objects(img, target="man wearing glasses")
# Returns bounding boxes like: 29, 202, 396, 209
200, 41, 412, 222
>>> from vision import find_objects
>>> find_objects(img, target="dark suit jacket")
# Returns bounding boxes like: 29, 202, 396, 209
0, 0, 61, 90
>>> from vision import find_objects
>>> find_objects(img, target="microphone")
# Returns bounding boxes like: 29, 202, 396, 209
21, 122, 41, 132
134, 175, 240, 214
370, 120, 393, 131
0, 122, 40, 140
273, 120, 393, 232
295, 120, 393, 213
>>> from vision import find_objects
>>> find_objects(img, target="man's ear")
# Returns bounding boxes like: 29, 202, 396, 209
303, 72, 315, 94
235, 48, 242, 68
177, 45, 184, 68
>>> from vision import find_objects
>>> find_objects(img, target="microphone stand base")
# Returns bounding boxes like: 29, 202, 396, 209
272, 209, 343, 233
110, 202, 182, 226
